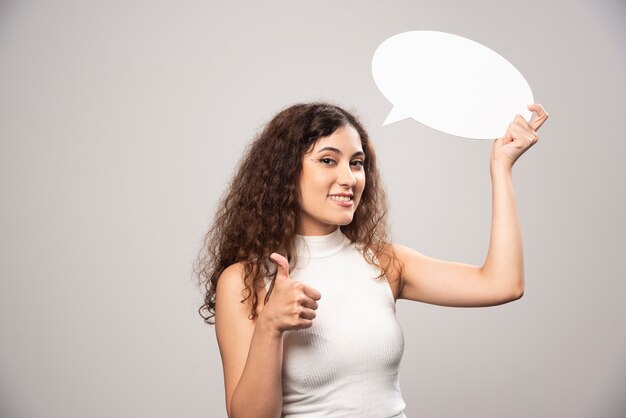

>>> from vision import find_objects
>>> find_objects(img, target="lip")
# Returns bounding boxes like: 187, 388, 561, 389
328, 194, 354, 207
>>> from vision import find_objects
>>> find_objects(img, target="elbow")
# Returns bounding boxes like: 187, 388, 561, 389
495, 286, 523, 306
507, 279, 524, 302
226, 400, 233, 418
229, 391, 281, 418
228, 394, 243, 418
227, 390, 237, 418
482, 268, 524, 304
488, 274, 524, 305
511, 286, 524, 301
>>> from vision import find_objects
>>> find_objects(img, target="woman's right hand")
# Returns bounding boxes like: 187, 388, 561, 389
259, 253, 322, 336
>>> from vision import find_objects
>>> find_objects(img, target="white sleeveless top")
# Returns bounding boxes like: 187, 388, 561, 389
265, 228, 407, 418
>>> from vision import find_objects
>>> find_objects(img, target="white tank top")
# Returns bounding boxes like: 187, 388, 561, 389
266, 228, 407, 417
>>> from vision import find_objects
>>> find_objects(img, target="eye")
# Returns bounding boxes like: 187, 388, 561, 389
319, 157, 336, 165
350, 159, 365, 168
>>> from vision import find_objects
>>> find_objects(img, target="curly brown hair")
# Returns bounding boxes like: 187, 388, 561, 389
194, 101, 396, 324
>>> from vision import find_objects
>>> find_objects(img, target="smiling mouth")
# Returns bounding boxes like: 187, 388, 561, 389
328, 195, 353, 202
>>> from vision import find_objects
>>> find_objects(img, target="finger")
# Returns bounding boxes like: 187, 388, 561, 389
514, 114, 533, 131
302, 284, 322, 301
527, 103, 549, 131
511, 123, 537, 145
300, 296, 319, 310
298, 307, 317, 321
269, 253, 291, 281
298, 319, 314, 329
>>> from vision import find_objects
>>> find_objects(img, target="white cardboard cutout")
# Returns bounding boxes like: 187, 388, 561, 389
372, 31, 534, 139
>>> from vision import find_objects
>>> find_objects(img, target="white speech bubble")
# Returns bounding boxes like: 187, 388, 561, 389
372, 31, 534, 139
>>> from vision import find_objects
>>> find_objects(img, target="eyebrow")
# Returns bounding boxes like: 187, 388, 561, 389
316, 147, 365, 158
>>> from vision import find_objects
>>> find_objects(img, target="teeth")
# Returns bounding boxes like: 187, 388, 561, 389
329, 195, 352, 202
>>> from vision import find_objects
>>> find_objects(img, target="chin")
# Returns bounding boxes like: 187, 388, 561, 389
335, 214, 355, 226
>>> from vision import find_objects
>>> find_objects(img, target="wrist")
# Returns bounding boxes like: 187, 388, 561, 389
490, 159, 513, 175
256, 312, 284, 340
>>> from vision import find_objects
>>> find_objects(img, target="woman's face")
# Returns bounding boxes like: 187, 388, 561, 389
297, 124, 366, 236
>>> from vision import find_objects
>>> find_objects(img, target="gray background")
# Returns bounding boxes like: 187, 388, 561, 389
1, 0, 625, 417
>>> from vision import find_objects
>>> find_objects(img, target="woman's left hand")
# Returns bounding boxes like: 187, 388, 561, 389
490, 103, 549, 169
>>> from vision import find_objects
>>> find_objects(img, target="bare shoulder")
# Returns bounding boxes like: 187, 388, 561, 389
215, 261, 268, 314
216, 263, 248, 301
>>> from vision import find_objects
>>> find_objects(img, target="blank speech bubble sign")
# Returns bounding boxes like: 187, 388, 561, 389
372, 30, 534, 139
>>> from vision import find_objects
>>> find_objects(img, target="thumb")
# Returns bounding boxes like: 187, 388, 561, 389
269, 253, 291, 281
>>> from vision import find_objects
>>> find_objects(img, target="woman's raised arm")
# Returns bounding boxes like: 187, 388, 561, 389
394, 104, 549, 307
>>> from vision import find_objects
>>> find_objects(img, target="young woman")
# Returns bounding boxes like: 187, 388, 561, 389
195, 102, 549, 418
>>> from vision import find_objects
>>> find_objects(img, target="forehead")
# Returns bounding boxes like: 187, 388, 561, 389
310, 125, 363, 152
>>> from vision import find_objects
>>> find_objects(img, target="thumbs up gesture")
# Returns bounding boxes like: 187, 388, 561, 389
258, 253, 322, 335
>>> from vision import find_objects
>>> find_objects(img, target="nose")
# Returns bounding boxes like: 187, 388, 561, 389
337, 162, 357, 188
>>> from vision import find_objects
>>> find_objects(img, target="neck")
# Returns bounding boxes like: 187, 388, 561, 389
294, 227, 347, 258
296, 225, 340, 237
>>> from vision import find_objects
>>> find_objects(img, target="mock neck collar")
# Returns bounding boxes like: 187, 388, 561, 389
294, 227, 347, 258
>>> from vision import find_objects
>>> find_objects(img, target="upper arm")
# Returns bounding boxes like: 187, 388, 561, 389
215, 263, 264, 417
394, 244, 522, 307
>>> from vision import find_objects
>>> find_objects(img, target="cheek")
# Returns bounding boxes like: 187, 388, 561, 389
308, 172, 332, 194
353, 174, 366, 204
298, 172, 327, 204
357, 173, 366, 193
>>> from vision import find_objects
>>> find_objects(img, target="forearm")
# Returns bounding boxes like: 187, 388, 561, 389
481, 162, 525, 297
230, 319, 284, 418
